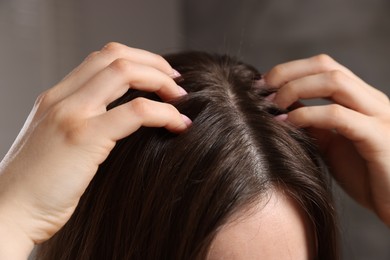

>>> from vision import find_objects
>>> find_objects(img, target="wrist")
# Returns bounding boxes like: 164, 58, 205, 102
0, 185, 35, 260
0, 214, 35, 260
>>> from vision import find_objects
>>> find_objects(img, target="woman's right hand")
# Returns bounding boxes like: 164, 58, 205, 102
0, 42, 190, 259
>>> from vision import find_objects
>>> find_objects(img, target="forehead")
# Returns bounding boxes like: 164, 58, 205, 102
206, 191, 315, 260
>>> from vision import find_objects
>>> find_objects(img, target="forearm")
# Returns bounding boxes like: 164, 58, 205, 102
0, 216, 34, 260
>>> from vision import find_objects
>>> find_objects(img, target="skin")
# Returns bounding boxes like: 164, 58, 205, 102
0, 46, 389, 259
264, 54, 390, 226
0, 42, 191, 259
207, 190, 315, 260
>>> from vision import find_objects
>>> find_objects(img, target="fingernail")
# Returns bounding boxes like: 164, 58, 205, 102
181, 114, 192, 127
177, 85, 188, 96
274, 114, 288, 122
265, 93, 276, 102
170, 69, 181, 78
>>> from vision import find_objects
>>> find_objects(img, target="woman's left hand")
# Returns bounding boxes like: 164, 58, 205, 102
265, 54, 390, 226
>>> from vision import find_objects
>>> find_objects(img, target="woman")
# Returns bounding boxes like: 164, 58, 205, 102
0, 43, 389, 259
37, 51, 338, 259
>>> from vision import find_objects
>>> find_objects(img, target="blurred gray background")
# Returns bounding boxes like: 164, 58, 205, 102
1, 0, 389, 259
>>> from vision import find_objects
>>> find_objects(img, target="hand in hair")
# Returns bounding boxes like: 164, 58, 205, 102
0, 42, 190, 259
265, 54, 390, 226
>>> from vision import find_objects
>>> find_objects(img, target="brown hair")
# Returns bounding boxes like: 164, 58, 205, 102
37, 52, 339, 259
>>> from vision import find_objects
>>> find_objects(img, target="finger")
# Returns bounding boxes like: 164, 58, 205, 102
274, 70, 387, 116
306, 126, 384, 211
48, 43, 179, 104
68, 59, 186, 111
266, 54, 358, 86
72, 42, 177, 82
286, 104, 376, 142
265, 54, 389, 104
90, 97, 191, 140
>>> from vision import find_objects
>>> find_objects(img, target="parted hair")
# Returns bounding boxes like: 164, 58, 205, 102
37, 52, 339, 259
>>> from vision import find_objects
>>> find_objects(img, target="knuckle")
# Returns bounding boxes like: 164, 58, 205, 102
84, 51, 100, 61
313, 54, 334, 66
130, 98, 177, 119
35, 90, 55, 110
266, 65, 286, 85
327, 104, 354, 134
108, 58, 132, 74
278, 82, 298, 104
62, 122, 89, 145
47, 102, 87, 144
326, 70, 346, 90
137, 50, 171, 74
48, 101, 74, 125
327, 104, 344, 120
270, 64, 285, 77
312, 54, 337, 71
102, 42, 125, 55
130, 98, 152, 117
